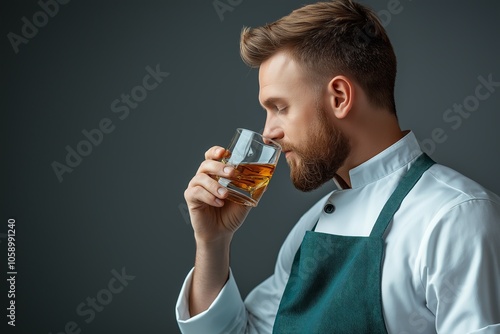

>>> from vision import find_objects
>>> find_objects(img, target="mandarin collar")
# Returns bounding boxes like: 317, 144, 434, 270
345, 131, 422, 189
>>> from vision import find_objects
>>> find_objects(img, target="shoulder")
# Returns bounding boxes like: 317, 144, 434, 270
408, 162, 500, 223
424, 163, 500, 204
391, 161, 500, 265
412, 162, 500, 270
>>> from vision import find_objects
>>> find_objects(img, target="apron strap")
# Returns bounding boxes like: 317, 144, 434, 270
370, 153, 435, 238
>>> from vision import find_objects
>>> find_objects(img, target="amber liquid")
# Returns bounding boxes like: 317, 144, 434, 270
219, 162, 276, 206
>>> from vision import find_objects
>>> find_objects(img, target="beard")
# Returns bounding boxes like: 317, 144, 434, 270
282, 107, 350, 192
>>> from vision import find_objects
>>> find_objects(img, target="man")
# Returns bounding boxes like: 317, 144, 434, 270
176, 0, 500, 333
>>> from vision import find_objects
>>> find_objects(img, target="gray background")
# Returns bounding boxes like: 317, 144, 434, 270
2, 0, 499, 333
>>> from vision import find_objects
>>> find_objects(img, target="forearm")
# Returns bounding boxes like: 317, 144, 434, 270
189, 238, 231, 317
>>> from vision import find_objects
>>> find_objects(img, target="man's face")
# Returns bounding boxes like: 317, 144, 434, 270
259, 51, 350, 191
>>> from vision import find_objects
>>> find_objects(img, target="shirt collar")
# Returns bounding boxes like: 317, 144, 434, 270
347, 131, 422, 189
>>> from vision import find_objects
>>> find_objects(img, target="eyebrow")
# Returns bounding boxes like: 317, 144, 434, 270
260, 97, 286, 110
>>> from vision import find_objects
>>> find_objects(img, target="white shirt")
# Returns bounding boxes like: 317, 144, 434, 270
176, 132, 500, 334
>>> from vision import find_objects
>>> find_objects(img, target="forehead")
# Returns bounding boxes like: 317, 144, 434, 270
258, 51, 312, 103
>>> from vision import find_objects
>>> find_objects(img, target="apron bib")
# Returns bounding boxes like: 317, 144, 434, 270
273, 154, 434, 333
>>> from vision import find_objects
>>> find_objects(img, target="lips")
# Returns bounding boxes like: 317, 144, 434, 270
278, 142, 293, 158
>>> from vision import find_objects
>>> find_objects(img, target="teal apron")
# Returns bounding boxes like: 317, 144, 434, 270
273, 154, 434, 333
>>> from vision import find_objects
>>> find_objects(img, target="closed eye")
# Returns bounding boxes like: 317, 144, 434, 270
261, 105, 286, 114
275, 106, 287, 115
260, 97, 288, 115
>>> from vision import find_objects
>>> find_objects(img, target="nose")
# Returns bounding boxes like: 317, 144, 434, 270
262, 113, 284, 144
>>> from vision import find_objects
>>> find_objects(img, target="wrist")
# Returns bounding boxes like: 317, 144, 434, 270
194, 231, 233, 248
194, 234, 232, 253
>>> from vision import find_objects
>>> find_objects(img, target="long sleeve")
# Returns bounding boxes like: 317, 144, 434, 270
176, 268, 248, 334
420, 198, 500, 333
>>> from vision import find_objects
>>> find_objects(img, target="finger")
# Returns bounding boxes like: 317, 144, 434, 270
186, 174, 229, 206
189, 173, 229, 199
184, 186, 225, 207
196, 160, 235, 178
204, 146, 230, 161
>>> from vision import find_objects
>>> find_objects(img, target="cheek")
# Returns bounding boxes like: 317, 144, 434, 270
285, 109, 317, 142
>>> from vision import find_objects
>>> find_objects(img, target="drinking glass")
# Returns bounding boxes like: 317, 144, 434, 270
217, 128, 281, 207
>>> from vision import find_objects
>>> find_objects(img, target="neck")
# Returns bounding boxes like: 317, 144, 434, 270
335, 115, 405, 188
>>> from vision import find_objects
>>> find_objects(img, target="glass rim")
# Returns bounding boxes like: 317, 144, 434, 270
236, 128, 282, 150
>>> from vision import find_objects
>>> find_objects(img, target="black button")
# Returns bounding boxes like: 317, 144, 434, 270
324, 204, 335, 214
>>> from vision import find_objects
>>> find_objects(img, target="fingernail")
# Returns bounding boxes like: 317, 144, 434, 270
218, 188, 227, 196
215, 199, 224, 206
223, 167, 232, 174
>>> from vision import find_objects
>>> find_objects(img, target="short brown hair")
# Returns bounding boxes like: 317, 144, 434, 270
240, 0, 397, 114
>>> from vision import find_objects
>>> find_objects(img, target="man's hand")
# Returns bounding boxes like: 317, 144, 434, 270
185, 146, 251, 242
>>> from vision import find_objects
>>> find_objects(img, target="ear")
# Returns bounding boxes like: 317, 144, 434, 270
326, 76, 353, 119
